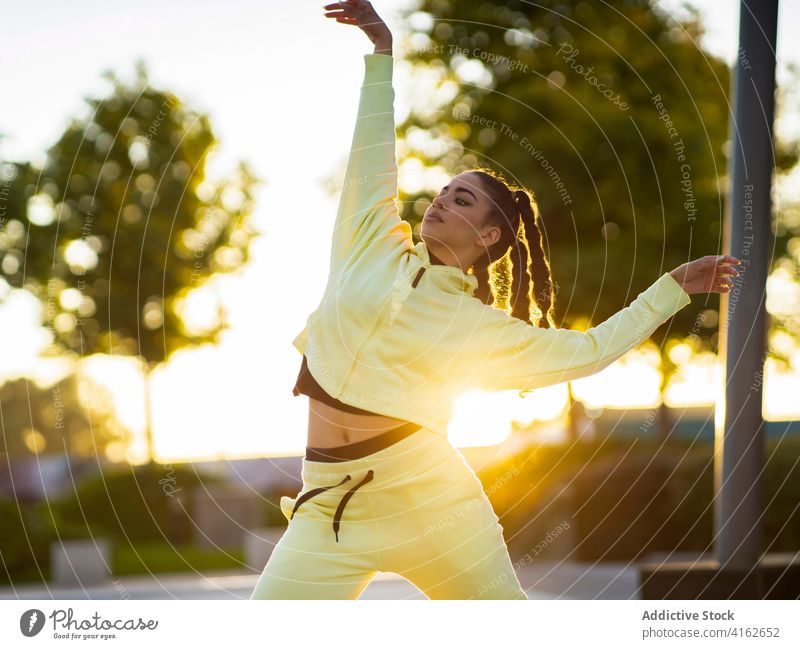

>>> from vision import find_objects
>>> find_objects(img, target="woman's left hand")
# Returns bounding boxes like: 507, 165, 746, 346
669, 255, 742, 295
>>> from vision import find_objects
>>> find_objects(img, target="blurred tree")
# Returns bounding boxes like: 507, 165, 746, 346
391, 0, 800, 438
49, 462, 222, 544
768, 195, 800, 376
0, 59, 262, 462
0, 373, 127, 459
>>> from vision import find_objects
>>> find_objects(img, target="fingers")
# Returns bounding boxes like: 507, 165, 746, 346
715, 254, 741, 291
323, 2, 352, 16
701, 255, 742, 283
716, 264, 740, 277
692, 255, 743, 293
323, 13, 357, 25
322, 1, 362, 14
710, 270, 734, 292
711, 254, 742, 265
715, 270, 735, 289
323, 1, 358, 23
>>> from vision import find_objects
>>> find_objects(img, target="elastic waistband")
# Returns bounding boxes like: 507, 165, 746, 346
305, 420, 422, 462
300, 426, 451, 489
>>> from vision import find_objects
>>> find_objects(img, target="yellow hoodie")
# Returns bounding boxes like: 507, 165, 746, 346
292, 53, 692, 439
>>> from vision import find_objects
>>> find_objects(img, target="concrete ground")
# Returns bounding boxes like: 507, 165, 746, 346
0, 561, 642, 600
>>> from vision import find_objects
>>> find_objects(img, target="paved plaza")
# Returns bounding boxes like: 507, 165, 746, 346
0, 561, 643, 600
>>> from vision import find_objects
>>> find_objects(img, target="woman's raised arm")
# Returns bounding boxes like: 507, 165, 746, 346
321, 1, 412, 272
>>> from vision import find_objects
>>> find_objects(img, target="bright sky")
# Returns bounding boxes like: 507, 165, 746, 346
1, 0, 799, 462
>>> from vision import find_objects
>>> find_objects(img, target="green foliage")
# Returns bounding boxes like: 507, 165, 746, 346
0, 500, 245, 584
0, 497, 90, 585
260, 488, 295, 528
486, 434, 800, 561
397, 0, 799, 361
0, 374, 128, 459
49, 462, 222, 544
0, 62, 261, 364
1, 463, 273, 583
762, 434, 800, 551
0, 500, 49, 584
111, 541, 244, 576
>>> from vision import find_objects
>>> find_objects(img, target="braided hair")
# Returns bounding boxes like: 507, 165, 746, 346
466, 167, 556, 328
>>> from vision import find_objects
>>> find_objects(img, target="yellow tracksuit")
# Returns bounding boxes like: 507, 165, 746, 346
291, 52, 692, 441
251, 53, 692, 600
250, 426, 527, 599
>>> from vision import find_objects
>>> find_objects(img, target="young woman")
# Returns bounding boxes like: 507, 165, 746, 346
250, 0, 741, 600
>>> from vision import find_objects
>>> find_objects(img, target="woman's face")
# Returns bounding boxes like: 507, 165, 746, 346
421, 172, 501, 268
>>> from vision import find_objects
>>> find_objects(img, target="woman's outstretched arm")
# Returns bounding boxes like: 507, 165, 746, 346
321, 1, 412, 273
456, 256, 741, 393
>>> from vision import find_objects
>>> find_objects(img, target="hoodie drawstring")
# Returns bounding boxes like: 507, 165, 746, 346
289, 469, 375, 543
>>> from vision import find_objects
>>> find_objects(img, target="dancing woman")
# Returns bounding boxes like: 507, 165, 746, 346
250, 0, 740, 600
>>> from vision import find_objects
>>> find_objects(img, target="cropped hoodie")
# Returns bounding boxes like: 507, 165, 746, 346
292, 53, 692, 440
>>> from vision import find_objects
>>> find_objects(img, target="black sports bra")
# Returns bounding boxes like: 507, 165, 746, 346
292, 354, 381, 415
293, 249, 449, 417
294, 354, 424, 460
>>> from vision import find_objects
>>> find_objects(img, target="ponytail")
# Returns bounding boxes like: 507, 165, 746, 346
465, 168, 556, 328
472, 254, 494, 306
513, 189, 556, 328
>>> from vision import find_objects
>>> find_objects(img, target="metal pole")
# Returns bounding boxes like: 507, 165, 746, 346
715, 0, 778, 569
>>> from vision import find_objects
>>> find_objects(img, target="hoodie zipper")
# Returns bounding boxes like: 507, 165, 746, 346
337, 264, 426, 403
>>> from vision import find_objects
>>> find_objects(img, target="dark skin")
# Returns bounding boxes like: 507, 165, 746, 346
310, 2, 740, 449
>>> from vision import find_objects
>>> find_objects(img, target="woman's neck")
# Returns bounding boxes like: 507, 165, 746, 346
429, 248, 473, 275
428, 249, 447, 266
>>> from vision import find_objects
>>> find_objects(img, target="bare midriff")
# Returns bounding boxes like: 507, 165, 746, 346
306, 398, 410, 448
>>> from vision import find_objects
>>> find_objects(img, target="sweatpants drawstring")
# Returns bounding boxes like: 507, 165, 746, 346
333, 469, 374, 542
289, 469, 375, 543
289, 474, 351, 519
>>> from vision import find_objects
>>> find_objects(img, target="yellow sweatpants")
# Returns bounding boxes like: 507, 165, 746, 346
250, 426, 527, 599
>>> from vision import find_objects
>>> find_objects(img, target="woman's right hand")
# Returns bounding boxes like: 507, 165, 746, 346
323, 1, 393, 54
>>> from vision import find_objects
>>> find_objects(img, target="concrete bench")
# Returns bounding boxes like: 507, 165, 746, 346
50, 539, 111, 586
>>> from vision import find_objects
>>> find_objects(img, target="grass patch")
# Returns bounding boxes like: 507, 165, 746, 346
112, 541, 245, 576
